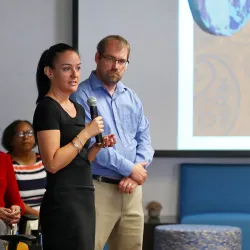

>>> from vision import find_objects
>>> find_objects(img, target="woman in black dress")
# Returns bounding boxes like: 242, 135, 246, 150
33, 43, 116, 250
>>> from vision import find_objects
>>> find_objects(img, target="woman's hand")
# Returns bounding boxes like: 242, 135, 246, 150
87, 134, 116, 163
0, 207, 13, 222
85, 116, 104, 139
10, 205, 21, 213
9, 205, 21, 224
101, 134, 116, 148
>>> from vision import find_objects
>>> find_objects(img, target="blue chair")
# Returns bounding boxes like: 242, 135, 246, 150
179, 163, 250, 250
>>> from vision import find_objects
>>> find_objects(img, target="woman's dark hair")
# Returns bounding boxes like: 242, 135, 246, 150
1, 120, 35, 152
36, 43, 79, 104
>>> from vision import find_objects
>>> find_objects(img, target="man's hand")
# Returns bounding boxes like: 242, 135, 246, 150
130, 162, 148, 185
119, 177, 138, 194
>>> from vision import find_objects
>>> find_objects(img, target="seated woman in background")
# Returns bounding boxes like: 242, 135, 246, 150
1, 120, 46, 233
0, 151, 25, 250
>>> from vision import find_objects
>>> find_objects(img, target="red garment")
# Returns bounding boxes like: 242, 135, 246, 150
0, 151, 25, 214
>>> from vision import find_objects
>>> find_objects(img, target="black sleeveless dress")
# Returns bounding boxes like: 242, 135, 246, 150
33, 97, 95, 250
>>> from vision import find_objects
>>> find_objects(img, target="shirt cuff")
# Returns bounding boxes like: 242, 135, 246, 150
119, 158, 134, 177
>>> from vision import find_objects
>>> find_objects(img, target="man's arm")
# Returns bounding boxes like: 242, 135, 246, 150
134, 97, 155, 167
118, 97, 154, 193
72, 91, 134, 177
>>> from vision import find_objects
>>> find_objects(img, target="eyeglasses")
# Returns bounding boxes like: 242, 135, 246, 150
100, 54, 129, 67
15, 130, 34, 138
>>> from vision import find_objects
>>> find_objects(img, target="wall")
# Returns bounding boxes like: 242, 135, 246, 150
0, 0, 72, 138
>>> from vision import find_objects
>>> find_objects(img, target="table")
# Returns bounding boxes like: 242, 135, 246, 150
143, 215, 178, 250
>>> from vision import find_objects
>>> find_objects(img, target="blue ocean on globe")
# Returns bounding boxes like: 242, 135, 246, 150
188, 0, 250, 36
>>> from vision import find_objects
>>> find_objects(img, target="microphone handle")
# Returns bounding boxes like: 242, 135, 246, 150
90, 106, 103, 144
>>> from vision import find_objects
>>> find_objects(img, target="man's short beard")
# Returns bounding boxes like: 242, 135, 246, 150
103, 73, 121, 85
95, 68, 122, 86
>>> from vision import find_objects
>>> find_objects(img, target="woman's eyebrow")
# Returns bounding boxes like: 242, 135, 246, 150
61, 63, 81, 66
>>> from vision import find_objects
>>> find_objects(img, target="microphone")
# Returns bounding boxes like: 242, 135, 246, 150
87, 96, 103, 144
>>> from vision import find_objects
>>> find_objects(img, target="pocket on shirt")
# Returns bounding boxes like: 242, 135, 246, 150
122, 113, 139, 138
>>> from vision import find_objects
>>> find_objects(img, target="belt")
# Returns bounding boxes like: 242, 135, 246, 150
93, 175, 120, 185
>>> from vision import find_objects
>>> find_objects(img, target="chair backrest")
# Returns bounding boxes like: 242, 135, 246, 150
179, 163, 250, 219
0, 235, 36, 250
6, 242, 29, 250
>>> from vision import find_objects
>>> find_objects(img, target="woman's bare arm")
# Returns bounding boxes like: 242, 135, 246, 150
37, 117, 104, 174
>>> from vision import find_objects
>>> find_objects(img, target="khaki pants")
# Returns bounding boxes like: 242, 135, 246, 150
94, 180, 144, 250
